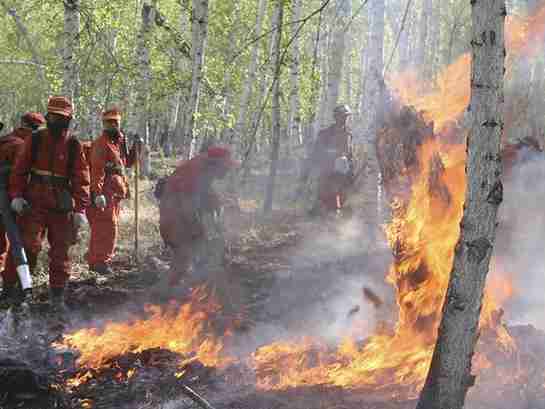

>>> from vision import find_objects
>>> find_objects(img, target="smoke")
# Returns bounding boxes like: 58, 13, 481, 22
492, 152, 545, 330
235, 217, 393, 355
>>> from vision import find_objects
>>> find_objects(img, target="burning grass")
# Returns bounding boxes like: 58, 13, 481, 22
56, 286, 234, 371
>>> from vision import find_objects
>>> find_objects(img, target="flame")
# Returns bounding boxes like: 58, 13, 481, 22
388, 2, 545, 132
66, 371, 93, 388
58, 286, 233, 372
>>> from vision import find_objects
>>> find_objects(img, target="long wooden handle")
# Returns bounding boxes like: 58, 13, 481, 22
134, 148, 140, 264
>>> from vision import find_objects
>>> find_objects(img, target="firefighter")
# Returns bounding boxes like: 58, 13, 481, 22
310, 104, 353, 214
158, 146, 239, 288
87, 108, 141, 275
0, 113, 45, 300
4, 96, 90, 311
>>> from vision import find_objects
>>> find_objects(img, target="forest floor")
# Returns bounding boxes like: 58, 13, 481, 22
0, 156, 545, 409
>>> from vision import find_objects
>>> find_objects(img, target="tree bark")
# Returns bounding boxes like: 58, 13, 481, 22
416, 1, 506, 408
234, 0, 267, 155
429, 0, 441, 77
187, 0, 210, 159
173, 0, 191, 153
417, 0, 432, 75
133, 1, 156, 176
316, 7, 332, 130
62, 0, 80, 111
350, 0, 385, 239
287, 0, 303, 148
263, 1, 284, 214
324, 0, 351, 118
220, 3, 241, 142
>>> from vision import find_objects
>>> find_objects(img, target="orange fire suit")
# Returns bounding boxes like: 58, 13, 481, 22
159, 154, 221, 284
3, 128, 90, 289
311, 124, 352, 211
87, 132, 136, 266
0, 129, 27, 277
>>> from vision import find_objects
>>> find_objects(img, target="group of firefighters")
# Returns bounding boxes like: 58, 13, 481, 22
0, 96, 143, 312
0, 97, 354, 314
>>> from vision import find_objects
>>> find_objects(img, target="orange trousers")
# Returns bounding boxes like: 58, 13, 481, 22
3, 207, 71, 289
87, 200, 120, 265
318, 173, 348, 211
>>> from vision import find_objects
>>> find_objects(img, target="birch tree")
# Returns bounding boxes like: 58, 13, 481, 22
234, 0, 267, 155
172, 0, 191, 153
416, 1, 506, 407
134, 0, 156, 176
416, 0, 432, 74
62, 0, 80, 110
263, 0, 284, 214
350, 0, 385, 239
187, 0, 210, 159
316, 9, 332, 130
324, 0, 351, 120
287, 0, 303, 149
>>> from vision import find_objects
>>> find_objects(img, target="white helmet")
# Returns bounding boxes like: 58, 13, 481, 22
334, 156, 351, 175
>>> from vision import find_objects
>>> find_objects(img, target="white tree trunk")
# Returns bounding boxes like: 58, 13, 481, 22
234, 0, 267, 156
173, 0, 191, 151
187, 0, 210, 159
417, 0, 432, 72
351, 0, 385, 238
429, 0, 441, 77
287, 0, 303, 148
416, 1, 505, 407
134, 1, 156, 176
220, 3, 241, 142
316, 8, 332, 130
263, 1, 284, 214
324, 0, 351, 119
62, 0, 80, 107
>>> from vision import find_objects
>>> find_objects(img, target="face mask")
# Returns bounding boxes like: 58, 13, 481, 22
105, 128, 120, 139
47, 118, 70, 136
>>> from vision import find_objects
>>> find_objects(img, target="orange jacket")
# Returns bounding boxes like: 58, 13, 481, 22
163, 154, 220, 208
159, 155, 221, 247
89, 132, 136, 200
0, 128, 28, 165
9, 128, 90, 213
311, 124, 352, 176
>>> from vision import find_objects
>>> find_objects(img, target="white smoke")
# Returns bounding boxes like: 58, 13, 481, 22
493, 152, 545, 330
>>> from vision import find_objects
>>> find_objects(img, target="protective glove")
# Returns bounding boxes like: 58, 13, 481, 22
11, 197, 29, 215
94, 194, 107, 209
73, 213, 88, 229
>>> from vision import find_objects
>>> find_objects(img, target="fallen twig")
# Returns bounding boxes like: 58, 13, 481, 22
180, 385, 217, 409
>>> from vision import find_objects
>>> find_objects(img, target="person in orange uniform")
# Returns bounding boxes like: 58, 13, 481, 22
0, 112, 45, 300
310, 104, 353, 214
87, 108, 141, 275
5, 97, 90, 311
158, 146, 239, 286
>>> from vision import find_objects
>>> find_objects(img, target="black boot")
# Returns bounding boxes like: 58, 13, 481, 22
49, 287, 67, 314
89, 263, 114, 275
0, 283, 16, 306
